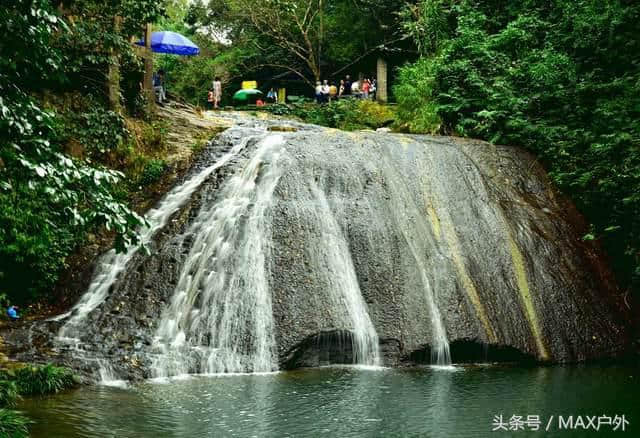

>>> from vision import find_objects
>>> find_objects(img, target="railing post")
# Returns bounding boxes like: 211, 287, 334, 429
376, 57, 388, 103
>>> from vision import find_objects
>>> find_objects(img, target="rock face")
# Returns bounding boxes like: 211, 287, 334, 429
268, 128, 628, 367
4, 119, 630, 380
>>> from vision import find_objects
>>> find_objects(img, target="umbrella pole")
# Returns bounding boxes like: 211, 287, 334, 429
143, 22, 155, 112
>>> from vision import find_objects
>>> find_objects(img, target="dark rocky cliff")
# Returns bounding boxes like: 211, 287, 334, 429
2, 119, 631, 380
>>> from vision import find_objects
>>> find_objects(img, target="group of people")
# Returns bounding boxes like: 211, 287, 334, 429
315, 75, 377, 104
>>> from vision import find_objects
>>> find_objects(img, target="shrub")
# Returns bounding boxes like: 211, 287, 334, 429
357, 100, 396, 129
61, 106, 129, 156
141, 121, 169, 150
0, 409, 31, 438
0, 381, 19, 408
138, 159, 169, 186
291, 99, 396, 131
2, 365, 76, 396
394, 58, 442, 134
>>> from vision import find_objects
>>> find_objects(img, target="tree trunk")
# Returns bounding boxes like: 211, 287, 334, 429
143, 23, 155, 113
108, 16, 123, 114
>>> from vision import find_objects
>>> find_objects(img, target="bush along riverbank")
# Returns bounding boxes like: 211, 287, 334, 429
0, 364, 77, 437
260, 99, 397, 132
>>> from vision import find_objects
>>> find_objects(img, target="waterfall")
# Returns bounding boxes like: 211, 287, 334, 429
55, 134, 254, 344
43, 121, 619, 379
150, 135, 286, 377
373, 138, 452, 366
304, 182, 381, 366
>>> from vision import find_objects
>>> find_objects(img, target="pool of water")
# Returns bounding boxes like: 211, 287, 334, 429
20, 365, 639, 437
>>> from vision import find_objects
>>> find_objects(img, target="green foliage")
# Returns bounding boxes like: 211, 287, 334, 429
61, 106, 129, 156
0, 364, 76, 437
278, 99, 395, 131
0, 409, 31, 438
0, 381, 19, 408
397, 0, 640, 293
179, 0, 410, 91
54, 0, 166, 98
156, 34, 231, 107
141, 121, 169, 150
6, 365, 76, 396
138, 159, 169, 186
394, 58, 441, 133
0, 0, 150, 304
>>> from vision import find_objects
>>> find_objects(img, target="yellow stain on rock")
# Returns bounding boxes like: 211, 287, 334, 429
426, 205, 441, 241
507, 233, 550, 361
428, 201, 497, 343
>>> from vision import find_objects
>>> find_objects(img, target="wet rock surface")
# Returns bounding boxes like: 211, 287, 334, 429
2, 116, 631, 380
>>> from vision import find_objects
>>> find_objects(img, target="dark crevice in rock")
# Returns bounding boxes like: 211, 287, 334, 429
281, 330, 359, 369
408, 340, 536, 365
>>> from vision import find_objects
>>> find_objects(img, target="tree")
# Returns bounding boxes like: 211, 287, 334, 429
221, 0, 327, 84
395, 0, 640, 295
187, 0, 415, 86
0, 0, 168, 303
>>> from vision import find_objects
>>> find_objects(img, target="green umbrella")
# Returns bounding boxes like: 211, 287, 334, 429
233, 88, 263, 104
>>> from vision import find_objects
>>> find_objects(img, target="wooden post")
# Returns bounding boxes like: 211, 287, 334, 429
143, 23, 155, 112
376, 57, 388, 103
108, 16, 123, 113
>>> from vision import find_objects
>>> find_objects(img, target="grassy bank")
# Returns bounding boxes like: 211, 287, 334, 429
0, 364, 77, 437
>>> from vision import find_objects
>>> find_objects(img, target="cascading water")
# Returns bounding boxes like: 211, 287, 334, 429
373, 138, 451, 366
303, 182, 381, 366
34, 119, 628, 381
55, 134, 254, 344
150, 135, 286, 377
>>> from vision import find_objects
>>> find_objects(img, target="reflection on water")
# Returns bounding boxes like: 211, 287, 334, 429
20, 365, 639, 437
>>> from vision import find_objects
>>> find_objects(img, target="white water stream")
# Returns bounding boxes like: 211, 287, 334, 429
56, 134, 255, 344
302, 182, 381, 366
151, 135, 286, 377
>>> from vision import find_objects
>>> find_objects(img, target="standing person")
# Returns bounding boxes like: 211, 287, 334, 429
267, 88, 277, 104
212, 77, 222, 109
338, 80, 346, 99
315, 81, 323, 103
351, 78, 361, 98
322, 80, 330, 104
344, 75, 352, 96
153, 69, 166, 104
329, 82, 338, 102
207, 89, 215, 110
371, 78, 377, 100
362, 79, 371, 100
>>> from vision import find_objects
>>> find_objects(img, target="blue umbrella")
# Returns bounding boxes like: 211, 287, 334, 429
136, 31, 200, 56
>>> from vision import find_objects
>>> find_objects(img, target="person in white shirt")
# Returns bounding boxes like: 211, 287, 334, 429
321, 80, 330, 103
351, 80, 361, 98
212, 77, 222, 109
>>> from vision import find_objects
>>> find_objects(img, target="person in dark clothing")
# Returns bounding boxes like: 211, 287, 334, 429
153, 69, 166, 104
343, 75, 352, 96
